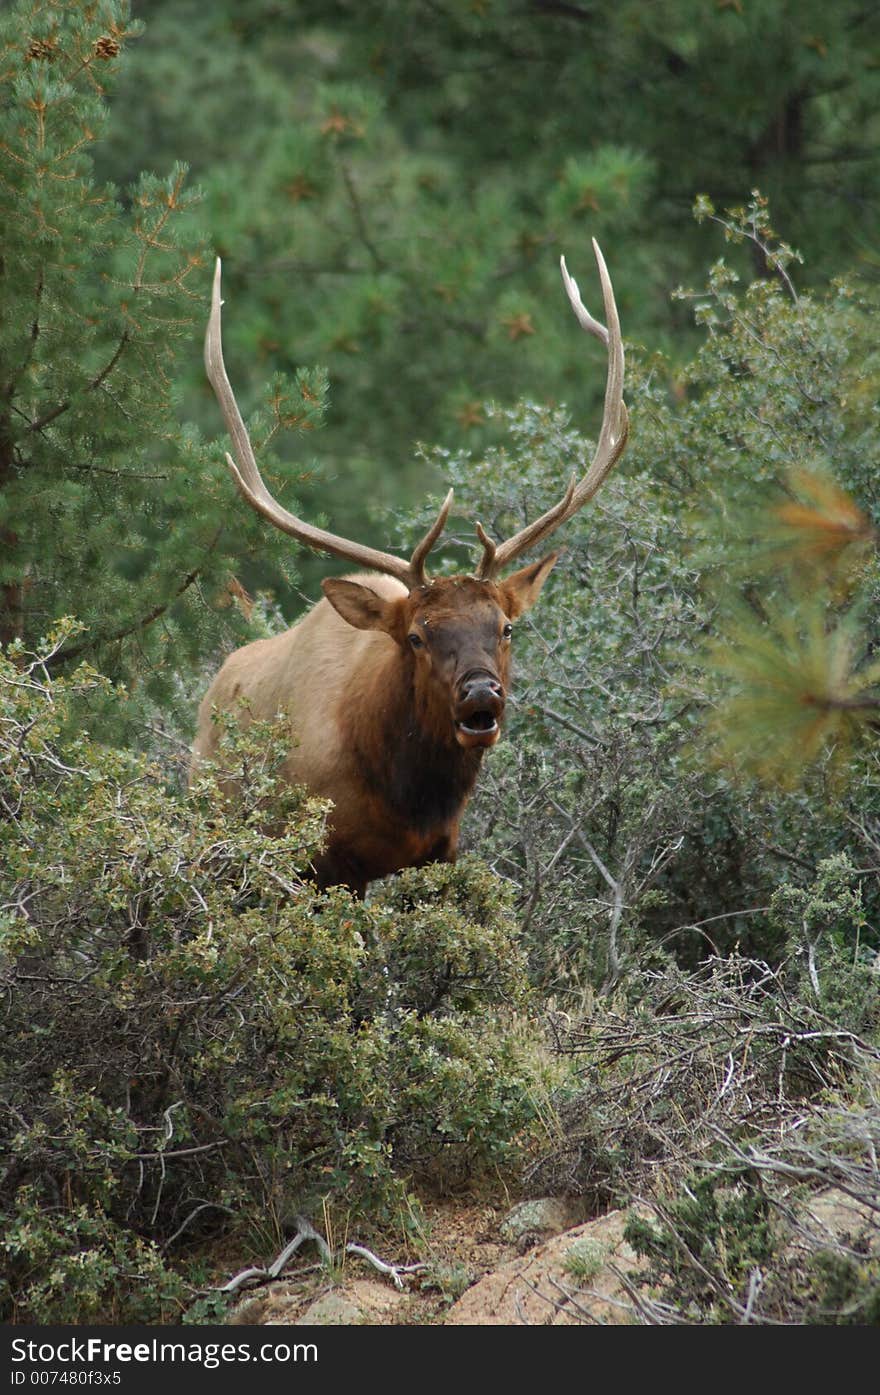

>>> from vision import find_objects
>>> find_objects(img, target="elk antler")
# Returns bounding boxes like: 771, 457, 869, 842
205, 258, 452, 589
474, 238, 628, 581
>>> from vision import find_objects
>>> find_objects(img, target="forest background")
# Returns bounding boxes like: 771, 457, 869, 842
1, 0, 880, 1325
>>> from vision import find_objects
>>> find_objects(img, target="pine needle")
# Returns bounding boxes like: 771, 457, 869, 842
703, 594, 880, 785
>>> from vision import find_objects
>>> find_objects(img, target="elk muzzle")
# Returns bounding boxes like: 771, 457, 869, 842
454, 673, 505, 748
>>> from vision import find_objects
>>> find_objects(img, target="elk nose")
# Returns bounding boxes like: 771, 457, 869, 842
459, 674, 504, 707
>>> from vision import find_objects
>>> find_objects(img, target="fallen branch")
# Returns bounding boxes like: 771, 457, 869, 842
345, 1244, 426, 1290
217, 1216, 425, 1297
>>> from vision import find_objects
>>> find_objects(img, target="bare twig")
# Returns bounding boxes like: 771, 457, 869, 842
216, 1216, 425, 1300
344, 1244, 426, 1290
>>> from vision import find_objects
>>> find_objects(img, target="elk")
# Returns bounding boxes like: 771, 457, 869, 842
194, 243, 628, 896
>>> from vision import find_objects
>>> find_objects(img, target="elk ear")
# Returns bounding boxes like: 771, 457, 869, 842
499, 552, 559, 619
322, 578, 402, 635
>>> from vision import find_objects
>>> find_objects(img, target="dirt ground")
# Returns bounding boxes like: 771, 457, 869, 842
226, 1197, 520, 1326
225, 1192, 644, 1326
221, 1181, 880, 1326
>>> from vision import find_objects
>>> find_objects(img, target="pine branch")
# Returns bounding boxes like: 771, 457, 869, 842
3, 269, 44, 402
43, 527, 223, 670
28, 331, 130, 433
340, 161, 386, 272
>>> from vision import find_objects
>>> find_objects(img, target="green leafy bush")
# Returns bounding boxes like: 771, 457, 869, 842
625, 1173, 774, 1321
0, 628, 537, 1321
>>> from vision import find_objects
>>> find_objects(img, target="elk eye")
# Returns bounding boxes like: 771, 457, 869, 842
408, 632, 424, 649
502, 623, 513, 639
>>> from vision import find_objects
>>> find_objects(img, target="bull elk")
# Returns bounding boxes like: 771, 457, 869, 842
194, 243, 628, 896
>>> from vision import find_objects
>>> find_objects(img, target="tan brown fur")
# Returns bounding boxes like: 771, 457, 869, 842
193, 559, 556, 896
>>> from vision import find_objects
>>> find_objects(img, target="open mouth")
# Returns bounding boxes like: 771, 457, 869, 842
455, 710, 500, 746
457, 710, 498, 735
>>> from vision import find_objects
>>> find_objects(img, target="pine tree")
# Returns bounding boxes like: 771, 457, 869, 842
0, 0, 324, 719
72, 0, 880, 596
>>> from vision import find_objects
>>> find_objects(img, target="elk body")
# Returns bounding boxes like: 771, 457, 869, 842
194, 245, 628, 896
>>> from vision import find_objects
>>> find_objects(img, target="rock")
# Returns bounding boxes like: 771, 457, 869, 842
227, 1282, 294, 1326
296, 1291, 366, 1325
296, 1279, 410, 1326
498, 1198, 580, 1246
230, 1276, 410, 1326
447, 1209, 645, 1325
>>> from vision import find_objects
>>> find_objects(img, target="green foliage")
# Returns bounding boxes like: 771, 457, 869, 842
770, 853, 865, 954
418, 1260, 472, 1304
625, 1174, 774, 1321
618, 1089, 880, 1325
768, 855, 877, 1035
537, 952, 880, 1324
664, 196, 880, 790
526, 952, 879, 1209
703, 594, 880, 784
2, 1195, 189, 1325
371, 860, 529, 1016
4, 1, 880, 1328
0, 1, 329, 727
0, 633, 538, 1322
562, 1236, 607, 1282
70, 0, 880, 605
801, 1250, 880, 1326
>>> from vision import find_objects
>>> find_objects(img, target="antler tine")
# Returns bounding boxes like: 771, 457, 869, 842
474, 239, 628, 582
566, 238, 629, 504
560, 249, 608, 345
474, 521, 497, 578
474, 477, 577, 581
410, 488, 454, 586
206, 259, 449, 589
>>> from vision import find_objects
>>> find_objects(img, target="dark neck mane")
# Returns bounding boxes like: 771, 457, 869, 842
352, 651, 483, 833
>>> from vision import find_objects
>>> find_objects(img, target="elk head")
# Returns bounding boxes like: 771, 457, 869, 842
204, 242, 628, 747
322, 562, 558, 750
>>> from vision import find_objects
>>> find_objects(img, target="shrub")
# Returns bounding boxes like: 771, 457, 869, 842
525, 945, 879, 1324
525, 951, 879, 1209
0, 628, 537, 1321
